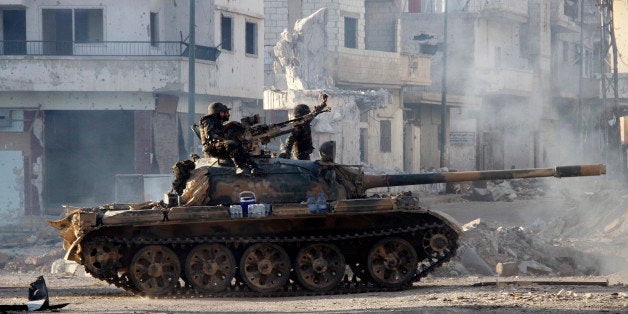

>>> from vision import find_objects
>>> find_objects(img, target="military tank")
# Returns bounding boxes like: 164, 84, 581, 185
47, 142, 606, 297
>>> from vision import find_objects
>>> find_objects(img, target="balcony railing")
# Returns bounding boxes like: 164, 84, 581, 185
0, 40, 220, 61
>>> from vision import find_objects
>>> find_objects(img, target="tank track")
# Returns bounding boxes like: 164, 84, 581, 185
83, 221, 458, 298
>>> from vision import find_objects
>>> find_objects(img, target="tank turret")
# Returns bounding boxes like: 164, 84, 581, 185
48, 141, 606, 297
179, 154, 605, 206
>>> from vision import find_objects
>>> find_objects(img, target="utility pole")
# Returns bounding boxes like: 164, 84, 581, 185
440, 0, 448, 168
187, 0, 196, 156
578, 0, 584, 150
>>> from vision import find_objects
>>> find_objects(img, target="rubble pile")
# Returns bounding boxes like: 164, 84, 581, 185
466, 179, 546, 202
438, 182, 628, 278
435, 218, 602, 277
0, 221, 63, 273
539, 185, 628, 244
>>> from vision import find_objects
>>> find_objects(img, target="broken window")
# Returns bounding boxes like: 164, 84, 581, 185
360, 111, 369, 123
380, 120, 391, 152
75, 9, 103, 42
564, 0, 578, 20
344, 17, 357, 49
519, 24, 529, 56
150, 12, 159, 46
245, 21, 257, 55
221, 15, 233, 51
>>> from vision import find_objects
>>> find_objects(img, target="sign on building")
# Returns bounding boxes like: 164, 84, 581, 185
450, 132, 475, 145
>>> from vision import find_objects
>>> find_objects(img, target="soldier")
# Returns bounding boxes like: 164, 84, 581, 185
279, 104, 314, 160
199, 102, 262, 175
279, 94, 328, 160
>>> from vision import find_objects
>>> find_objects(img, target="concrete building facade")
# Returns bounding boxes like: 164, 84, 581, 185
0, 0, 264, 224
401, 0, 604, 171
263, 0, 431, 172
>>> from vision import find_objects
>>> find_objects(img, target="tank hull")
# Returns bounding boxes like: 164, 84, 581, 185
51, 203, 460, 296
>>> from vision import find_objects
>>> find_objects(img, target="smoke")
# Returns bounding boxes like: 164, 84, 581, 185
539, 178, 628, 277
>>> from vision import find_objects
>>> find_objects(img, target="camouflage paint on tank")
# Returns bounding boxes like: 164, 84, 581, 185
191, 158, 343, 205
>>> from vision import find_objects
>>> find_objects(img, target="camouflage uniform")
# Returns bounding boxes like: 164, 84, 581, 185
280, 104, 314, 160
200, 102, 260, 174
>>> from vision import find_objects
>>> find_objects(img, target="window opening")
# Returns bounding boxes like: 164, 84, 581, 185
380, 120, 391, 152
75, 9, 103, 42
245, 21, 257, 55
344, 17, 357, 48
409, 0, 422, 13
221, 15, 233, 51
150, 12, 159, 46
360, 128, 368, 162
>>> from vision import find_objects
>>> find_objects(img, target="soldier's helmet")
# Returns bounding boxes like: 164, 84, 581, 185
319, 141, 336, 163
207, 102, 230, 115
294, 104, 311, 117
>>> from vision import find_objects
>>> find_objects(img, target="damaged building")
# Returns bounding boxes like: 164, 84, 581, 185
264, 0, 615, 176
0, 0, 264, 224
402, 0, 607, 171
263, 1, 431, 171
1, 0, 625, 226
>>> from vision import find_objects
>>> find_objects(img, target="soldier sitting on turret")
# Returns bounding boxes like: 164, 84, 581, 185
279, 94, 328, 160
199, 102, 262, 175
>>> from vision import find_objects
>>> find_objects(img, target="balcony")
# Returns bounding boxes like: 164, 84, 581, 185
334, 48, 431, 88
473, 67, 534, 96
0, 41, 227, 94
552, 65, 599, 99
551, 0, 580, 33
0, 40, 220, 60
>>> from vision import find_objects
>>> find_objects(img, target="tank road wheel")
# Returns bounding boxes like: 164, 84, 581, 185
129, 245, 181, 296
295, 243, 346, 291
82, 241, 123, 277
422, 229, 450, 257
184, 244, 236, 293
240, 243, 291, 293
367, 238, 418, 288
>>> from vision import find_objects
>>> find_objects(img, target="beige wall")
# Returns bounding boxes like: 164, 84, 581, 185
363, 92, 405, 171
615, 0, 628, 73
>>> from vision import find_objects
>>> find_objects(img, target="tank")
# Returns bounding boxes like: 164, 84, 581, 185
47, 146, 606, 297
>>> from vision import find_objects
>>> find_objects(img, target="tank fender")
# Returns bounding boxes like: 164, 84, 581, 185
426, 210, 462, 235
63, 234, 86, 263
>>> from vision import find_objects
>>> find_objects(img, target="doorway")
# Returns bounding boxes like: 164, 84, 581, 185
44, 111, 134, 210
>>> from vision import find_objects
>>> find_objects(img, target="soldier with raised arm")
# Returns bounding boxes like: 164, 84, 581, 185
279, 93, 328, 160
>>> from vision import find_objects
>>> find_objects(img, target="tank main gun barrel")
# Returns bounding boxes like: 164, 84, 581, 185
362, 164, 606, 190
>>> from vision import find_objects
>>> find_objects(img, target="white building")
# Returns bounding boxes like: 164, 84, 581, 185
0, 0, 264, 223
401, 0, 603, 170
263, 0, 431, 172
